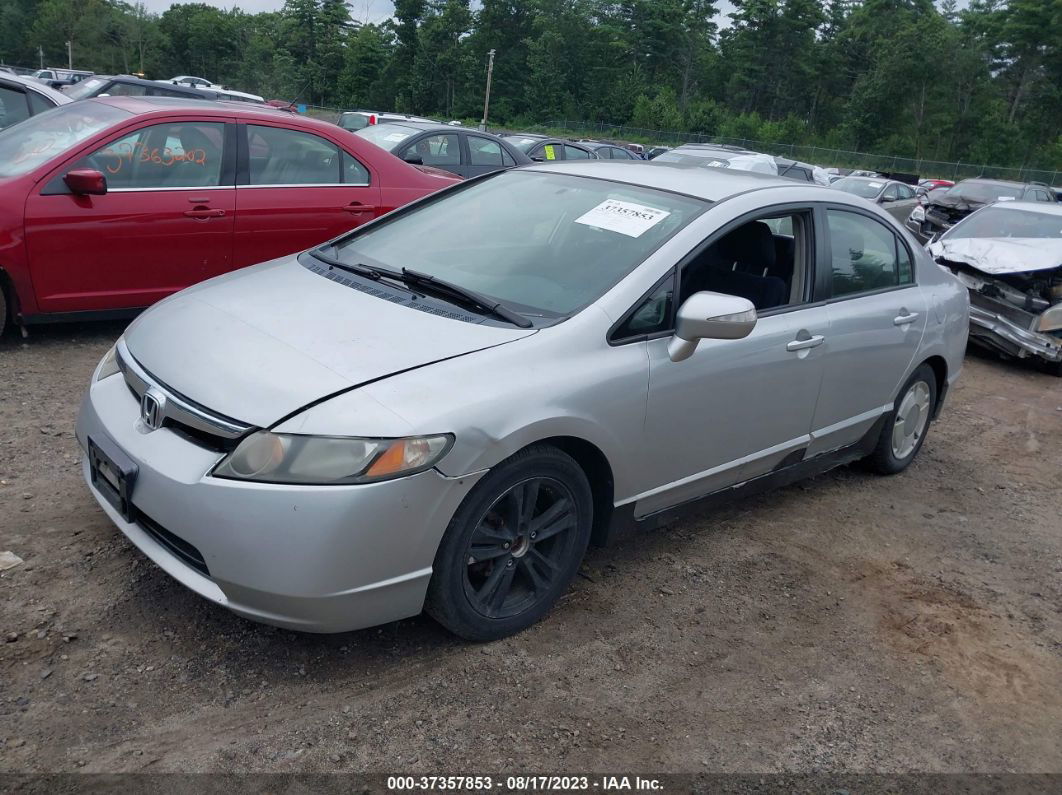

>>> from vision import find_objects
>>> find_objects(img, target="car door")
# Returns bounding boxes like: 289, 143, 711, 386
563, 144, 591, 161
634, 207, 829, 517
807, 206, 928, 456
881, 182, 917, 221
233, 122, 382, 268
464, 133, 516, 177
23, 117, 237, 314
0, 81, 31, 130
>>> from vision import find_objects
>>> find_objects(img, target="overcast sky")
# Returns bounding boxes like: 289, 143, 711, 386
140, 1, 742, 27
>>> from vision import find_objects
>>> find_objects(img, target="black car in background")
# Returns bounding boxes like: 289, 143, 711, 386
646, 146, 671, 160
907, 178, 1056, 242
355, 121, 533, 178
501, 133, 597, 162
578, 140, 643, 160
63, 75, 222, 101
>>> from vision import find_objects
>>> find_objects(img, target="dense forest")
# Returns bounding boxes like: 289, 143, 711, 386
1, 0, 1060, 170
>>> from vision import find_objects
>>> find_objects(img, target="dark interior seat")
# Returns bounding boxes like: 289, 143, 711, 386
683, 220, 789, 310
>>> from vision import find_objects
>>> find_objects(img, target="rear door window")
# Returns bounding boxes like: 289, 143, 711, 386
564, 145, 590, 160
247, 125, 342, 185
468, 135, 514, 166
826, 210, 913, 297
0, 85, 30, 130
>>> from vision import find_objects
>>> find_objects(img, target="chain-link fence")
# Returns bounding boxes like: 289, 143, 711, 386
538, 119, 1062, 185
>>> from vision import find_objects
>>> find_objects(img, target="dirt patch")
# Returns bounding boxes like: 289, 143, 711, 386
1, 324, 1061, 774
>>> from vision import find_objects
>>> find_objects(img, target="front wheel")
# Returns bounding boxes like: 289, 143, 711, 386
866, 363, 938, 475
426, 445, 593, 641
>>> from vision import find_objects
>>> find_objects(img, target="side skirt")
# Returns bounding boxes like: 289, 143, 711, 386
20, 307, 144, 326
599, 414, 889, 546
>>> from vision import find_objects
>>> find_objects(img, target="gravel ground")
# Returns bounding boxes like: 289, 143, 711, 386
1, 322, 1060, 775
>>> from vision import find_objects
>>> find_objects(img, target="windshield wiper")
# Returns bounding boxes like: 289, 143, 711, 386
308, 247, 384, 281
397, 268, 533, 328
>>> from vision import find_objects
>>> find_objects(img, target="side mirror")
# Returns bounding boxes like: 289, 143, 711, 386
64, 169, 107, 196
667, 291, 757, 363
402, 153, 423, 165
531, 155, 545, 162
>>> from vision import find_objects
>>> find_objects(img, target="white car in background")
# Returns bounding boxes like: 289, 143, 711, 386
0, 72, 70, 130
168, 75, 215, 88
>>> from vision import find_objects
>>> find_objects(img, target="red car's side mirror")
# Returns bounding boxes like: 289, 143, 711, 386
64, 169, 108, 196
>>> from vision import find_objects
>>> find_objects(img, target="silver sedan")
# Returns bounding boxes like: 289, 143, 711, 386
76, 162, 970, 640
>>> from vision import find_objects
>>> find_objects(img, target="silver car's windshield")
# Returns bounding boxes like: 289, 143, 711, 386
0, 100, 127, 177
833, 177, 884, 199
354, 123, 416, 148
63, 76, 110, 100
330, 170, 705, 316
947, 207, 1062, 240
503, 136, 543, 153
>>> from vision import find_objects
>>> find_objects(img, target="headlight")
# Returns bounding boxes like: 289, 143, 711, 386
909, 206, 925, 222
1037, 304, 1062, 333
212, 432, 454, 485
94, 343, 121, 381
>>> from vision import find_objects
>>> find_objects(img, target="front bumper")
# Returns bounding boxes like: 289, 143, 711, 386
967, 304, 1062, 364
75, 373, 483, 633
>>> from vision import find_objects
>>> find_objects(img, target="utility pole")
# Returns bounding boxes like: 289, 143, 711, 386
38, 45, 44, 68
66, 40, 72, 69
479, 49, 496, 132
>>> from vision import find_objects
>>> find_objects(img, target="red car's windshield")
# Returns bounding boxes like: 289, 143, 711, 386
0, 101, 128, 178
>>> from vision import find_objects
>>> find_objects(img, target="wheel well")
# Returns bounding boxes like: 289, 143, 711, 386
537, 436, 614, 547
921, 355, 948, 413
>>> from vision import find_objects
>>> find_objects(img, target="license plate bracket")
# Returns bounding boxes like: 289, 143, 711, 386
88, 436, 138, 522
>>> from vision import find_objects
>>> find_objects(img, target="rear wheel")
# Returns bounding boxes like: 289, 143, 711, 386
426, 445, 592, 641
866, 364, 937, 475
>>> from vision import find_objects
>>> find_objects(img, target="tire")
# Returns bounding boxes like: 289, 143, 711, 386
866, 363, 938, 475
425, 444, 593, 641
0, 282, 7, 337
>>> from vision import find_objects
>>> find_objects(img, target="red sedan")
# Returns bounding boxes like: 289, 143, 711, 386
0, 97, 460, 331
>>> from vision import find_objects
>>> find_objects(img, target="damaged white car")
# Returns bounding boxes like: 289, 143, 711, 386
929, 202, 1062, 374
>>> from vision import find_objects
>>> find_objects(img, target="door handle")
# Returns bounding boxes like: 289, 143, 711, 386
183, 208, 226, 219
786, 335, 825, 352
893, 312, 919, 326
343, 203, 377, 213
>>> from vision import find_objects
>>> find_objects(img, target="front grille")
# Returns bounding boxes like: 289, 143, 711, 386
116, 341, 253, 450
136, 510, 211, 577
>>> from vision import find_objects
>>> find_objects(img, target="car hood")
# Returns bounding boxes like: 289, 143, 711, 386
929, 192, 992, 214
928, 237, 1062, 276
123, 258, 536, 427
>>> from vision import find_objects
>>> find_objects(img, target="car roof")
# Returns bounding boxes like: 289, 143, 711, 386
985, 201, 1062, 216
959, 177, 1033, 188
88, 95, 333, 128
836, 175, 892, 184
372, 120, 453, 132
504, 132, 547, 139
523, 160, 817, 201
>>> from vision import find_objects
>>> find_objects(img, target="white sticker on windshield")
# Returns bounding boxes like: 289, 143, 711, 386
997, 196, 1015, 201
574, 199, 670, 238
868, 181, 883, 188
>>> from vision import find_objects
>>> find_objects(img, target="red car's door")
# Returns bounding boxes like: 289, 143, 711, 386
233, 121, 382, 268
23, 117, 237, 313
